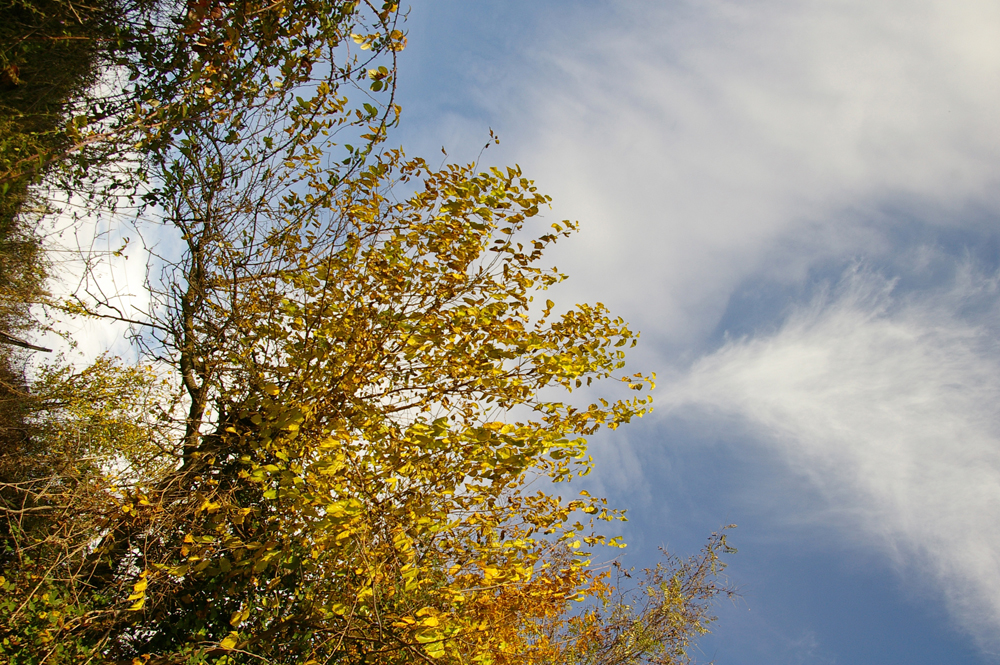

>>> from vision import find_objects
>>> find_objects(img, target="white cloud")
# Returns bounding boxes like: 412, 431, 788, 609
661, 265, 1000, 652
36, 205, 154, 365
501, 0, 1000, 345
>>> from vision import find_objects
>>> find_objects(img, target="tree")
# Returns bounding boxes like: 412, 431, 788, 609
75, 148, 661, 663
461, 532, 735, 665
0, 1, 734, 663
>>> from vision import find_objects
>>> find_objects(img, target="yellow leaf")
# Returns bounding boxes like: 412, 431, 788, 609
424, 641, 447, 659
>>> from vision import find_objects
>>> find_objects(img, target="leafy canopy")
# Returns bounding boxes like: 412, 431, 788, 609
0, 1, 734, 663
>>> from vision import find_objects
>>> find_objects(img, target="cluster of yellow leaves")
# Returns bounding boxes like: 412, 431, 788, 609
114, 150, 656, 663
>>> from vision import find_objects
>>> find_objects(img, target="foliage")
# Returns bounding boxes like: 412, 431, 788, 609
0, 356, 174, 662
1, 0, 109, 218
0, 0, 735, 663
57, 147, 660, 662
1, 0, 405, 211
467, 530, 736, 665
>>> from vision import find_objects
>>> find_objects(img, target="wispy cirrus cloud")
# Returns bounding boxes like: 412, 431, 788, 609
500, 0, 1000, 344
662, 265, 1000, 652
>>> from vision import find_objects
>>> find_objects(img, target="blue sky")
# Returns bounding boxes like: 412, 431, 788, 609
392, 2, 1000, 663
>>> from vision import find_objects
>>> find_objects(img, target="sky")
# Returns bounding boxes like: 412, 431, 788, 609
392, 1, 1000, 663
